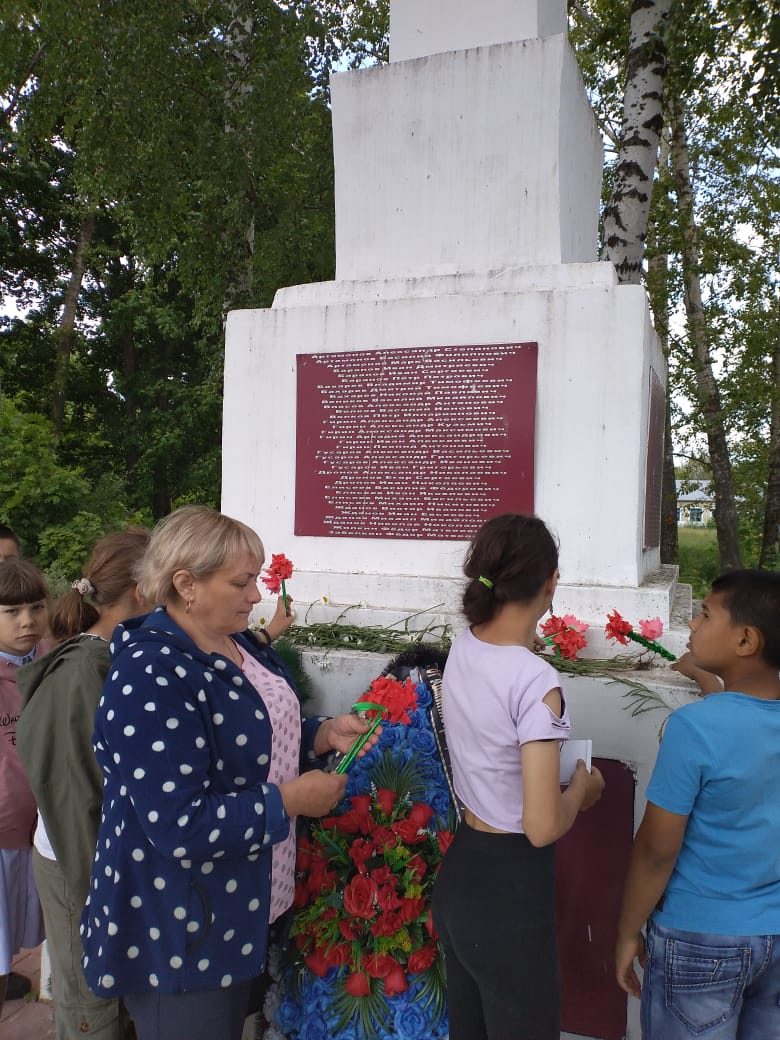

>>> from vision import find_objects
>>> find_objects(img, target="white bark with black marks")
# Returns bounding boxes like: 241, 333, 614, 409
602, 0, 676, 284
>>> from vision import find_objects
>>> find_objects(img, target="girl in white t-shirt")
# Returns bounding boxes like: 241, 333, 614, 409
432, 513, 604, 1040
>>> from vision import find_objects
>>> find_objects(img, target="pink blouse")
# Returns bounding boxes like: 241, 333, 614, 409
238, 646, 302, 923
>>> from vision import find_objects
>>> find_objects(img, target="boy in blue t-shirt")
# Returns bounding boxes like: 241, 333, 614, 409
615, 569, 780, 1040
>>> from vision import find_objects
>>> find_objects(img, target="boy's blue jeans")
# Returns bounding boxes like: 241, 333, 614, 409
641, 920, 780, 1038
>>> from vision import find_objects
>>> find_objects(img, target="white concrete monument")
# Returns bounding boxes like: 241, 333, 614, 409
222, 0, 689, 654
224, 7, 696, 1036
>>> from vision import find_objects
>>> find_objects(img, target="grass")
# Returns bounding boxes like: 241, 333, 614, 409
677, 526, 720, 599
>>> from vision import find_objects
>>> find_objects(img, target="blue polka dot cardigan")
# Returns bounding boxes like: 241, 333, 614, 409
80, 608, 328, 998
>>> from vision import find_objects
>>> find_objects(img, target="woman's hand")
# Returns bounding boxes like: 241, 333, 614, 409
279, 770, 348, 818
313, 713, 383, 758
264, 595, 295, 642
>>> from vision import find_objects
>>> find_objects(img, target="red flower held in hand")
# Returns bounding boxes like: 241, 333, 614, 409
605, 609, 634, 645
261, 553, 293, 587
260, 553, 293, 611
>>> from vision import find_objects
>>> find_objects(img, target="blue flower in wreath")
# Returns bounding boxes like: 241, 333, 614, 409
299, 1011, 329, 1040
406, 725, 437, 756
276, 993, 304, 1032
394, 1001, 433, 1037
413, 681, 432, 709
378, 723, 406, 750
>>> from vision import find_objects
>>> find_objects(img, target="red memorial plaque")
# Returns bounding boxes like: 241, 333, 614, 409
295, 343, 537, 540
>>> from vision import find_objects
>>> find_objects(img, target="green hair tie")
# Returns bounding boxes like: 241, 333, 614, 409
478, 576, 494, 590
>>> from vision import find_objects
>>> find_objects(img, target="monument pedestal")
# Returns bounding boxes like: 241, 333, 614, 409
224, 260, 680, 643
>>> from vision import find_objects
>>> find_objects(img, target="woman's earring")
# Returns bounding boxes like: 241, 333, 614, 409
185, 598, 193, 615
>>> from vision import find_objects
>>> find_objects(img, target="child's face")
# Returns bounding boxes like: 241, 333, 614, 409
0, 538, 20, 562
0, 600, 49, 657
687, 591, 738, 675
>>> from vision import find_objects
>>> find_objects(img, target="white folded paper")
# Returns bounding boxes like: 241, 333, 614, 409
559, 738, 592, 784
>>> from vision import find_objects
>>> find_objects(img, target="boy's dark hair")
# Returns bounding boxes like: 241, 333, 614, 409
462, 514, 558, 626
0, 525, 20, 549
711, 569, 780, 668
0, 558, 48, 605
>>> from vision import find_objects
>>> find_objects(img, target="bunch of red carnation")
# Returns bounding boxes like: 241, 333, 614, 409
540, 613, 589, 660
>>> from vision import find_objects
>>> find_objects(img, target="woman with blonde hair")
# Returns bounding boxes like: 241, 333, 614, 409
18, 527, 151, 1039
78, 506, 378, 1040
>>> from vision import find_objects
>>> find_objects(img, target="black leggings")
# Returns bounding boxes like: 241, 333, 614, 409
432, 824, 560, 1040
124, 980, 252, 1040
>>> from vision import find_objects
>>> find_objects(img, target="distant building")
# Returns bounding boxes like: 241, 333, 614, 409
676, 479, 714, 526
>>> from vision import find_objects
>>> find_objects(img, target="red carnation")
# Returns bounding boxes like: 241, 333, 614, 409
365, 675, 418, 724
262, 572, 282, 595
541, 614, 588, 660
605, 609, 634, 646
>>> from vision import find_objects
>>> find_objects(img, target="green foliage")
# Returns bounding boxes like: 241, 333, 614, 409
0, 396, 141, 565
677, 528, 721, 598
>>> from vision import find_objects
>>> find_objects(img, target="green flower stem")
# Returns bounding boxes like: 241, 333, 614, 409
282, 578, 289, 616
335, 701, 386, 774
628, 631, 677, 661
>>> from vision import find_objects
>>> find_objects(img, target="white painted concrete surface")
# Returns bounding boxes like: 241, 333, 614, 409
332, 35, 602, 280
390, 0, 567, 62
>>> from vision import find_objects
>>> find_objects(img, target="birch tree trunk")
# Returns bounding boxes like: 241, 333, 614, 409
760, 310, 780, 567
668, 98, 742, 570
223, 3, 256, 313
51, 210, 95, 440
601, 0, 676, 284
646, 130, 679, 563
